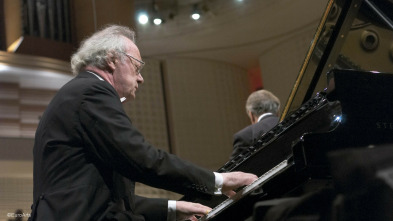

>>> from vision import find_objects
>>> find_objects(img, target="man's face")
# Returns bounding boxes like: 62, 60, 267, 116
112, 39, 144, 102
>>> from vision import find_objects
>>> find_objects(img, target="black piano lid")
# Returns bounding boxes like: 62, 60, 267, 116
281, 0, 393, 119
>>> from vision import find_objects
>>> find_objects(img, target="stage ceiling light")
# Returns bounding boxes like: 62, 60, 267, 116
138, 13, 149, 25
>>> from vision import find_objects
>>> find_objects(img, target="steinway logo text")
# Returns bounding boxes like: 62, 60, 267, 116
376, 122, 393, 129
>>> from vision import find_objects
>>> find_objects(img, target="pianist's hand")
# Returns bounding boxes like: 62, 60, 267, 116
176, 201, 211, 221
221, 171, 258, 197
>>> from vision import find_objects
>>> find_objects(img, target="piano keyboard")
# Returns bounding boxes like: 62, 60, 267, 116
199, 159, 290, 221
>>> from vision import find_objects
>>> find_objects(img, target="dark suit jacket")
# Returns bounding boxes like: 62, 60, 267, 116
30, 71, 215, 221
230, 115, 279, 159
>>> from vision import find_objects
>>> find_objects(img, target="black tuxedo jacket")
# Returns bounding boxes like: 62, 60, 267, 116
230, 115, 279, 159
30, 71, 215, 221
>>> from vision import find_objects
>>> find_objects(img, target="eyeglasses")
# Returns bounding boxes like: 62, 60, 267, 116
121, 52, 145, 74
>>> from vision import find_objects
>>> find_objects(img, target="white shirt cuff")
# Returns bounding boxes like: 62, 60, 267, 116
167, 173, 223, 221
214, 172, 223, 195
167, 200, 176, 221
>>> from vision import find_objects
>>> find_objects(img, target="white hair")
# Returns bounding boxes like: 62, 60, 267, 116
70, 25, 136, 75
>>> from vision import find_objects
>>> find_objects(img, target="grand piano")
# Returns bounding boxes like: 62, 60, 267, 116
184, 0, 393, 220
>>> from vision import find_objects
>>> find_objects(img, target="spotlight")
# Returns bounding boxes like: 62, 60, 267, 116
151, 1, 165, 25
138, 13, 149, 25
153, 18, 163, 25
191, 13, 200, 20
191, 4, 201, 20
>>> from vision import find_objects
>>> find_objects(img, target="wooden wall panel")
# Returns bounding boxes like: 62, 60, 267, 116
163, 58, 250, 170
